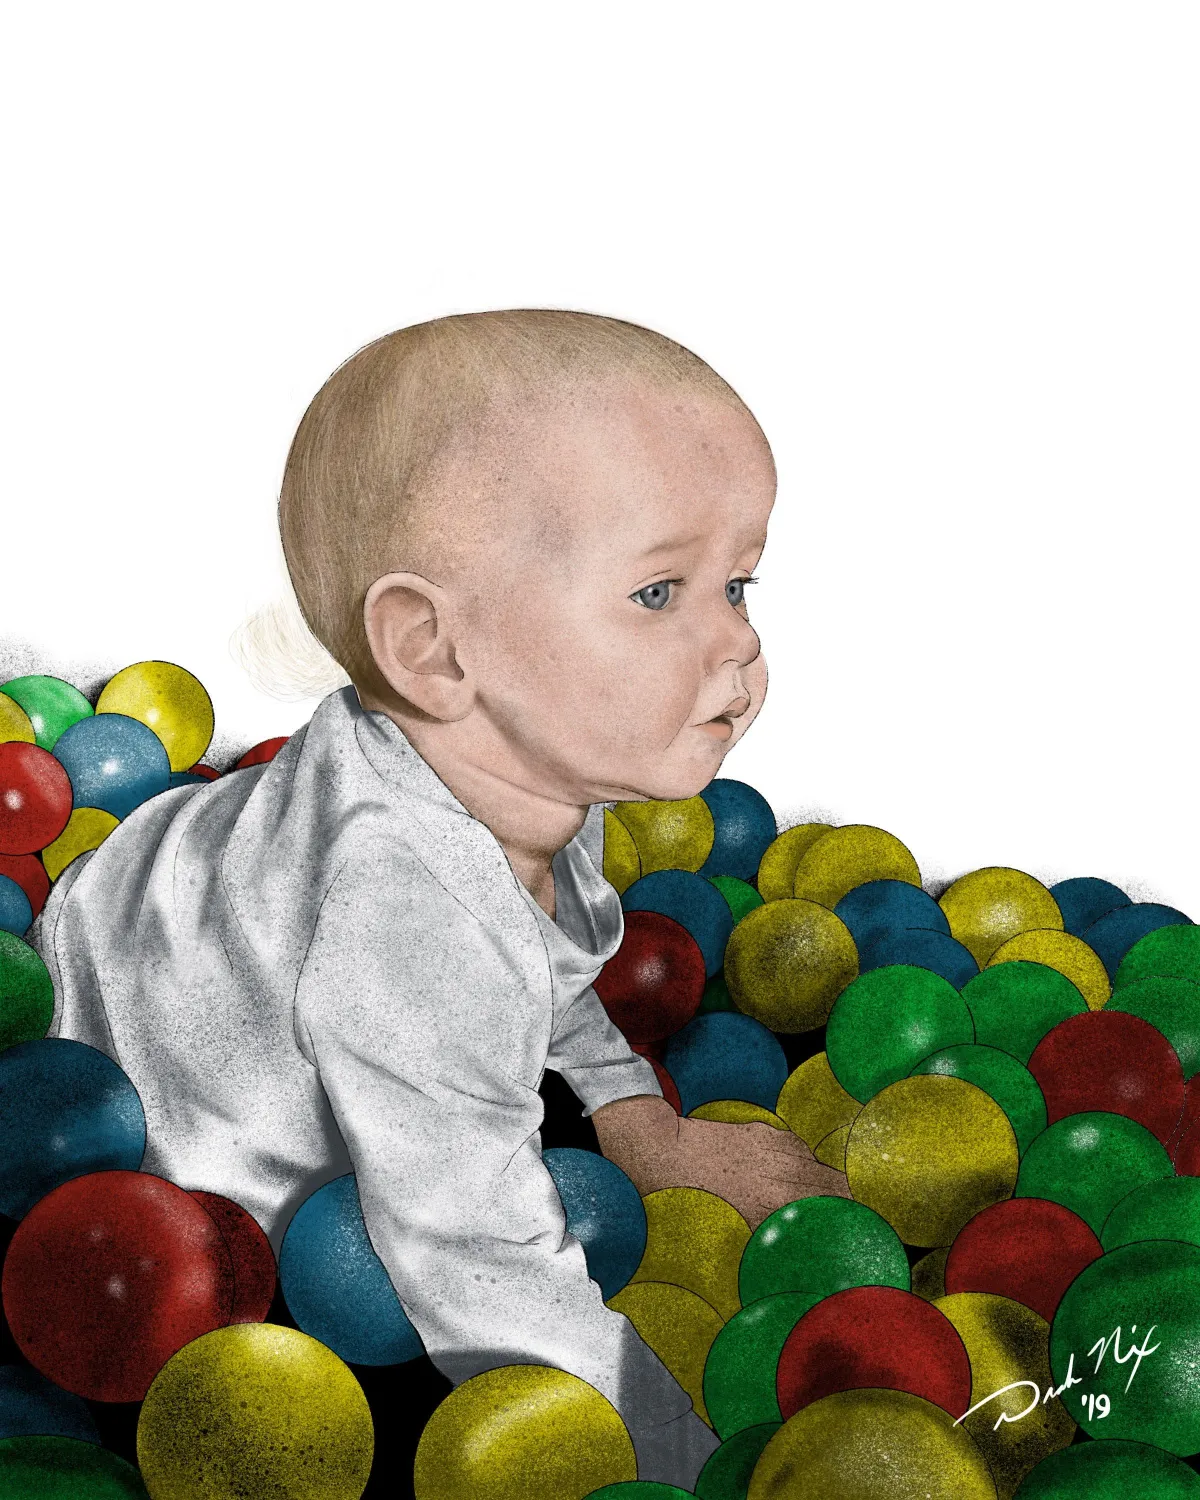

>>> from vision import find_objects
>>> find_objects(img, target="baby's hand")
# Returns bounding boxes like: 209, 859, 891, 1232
674, 1115, 852, 1230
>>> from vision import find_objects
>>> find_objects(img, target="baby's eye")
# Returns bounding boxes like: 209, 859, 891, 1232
727, 575, 759, 607
631, 580, 676, 611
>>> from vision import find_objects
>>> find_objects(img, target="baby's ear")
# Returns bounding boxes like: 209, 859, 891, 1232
362, 572, 472, 721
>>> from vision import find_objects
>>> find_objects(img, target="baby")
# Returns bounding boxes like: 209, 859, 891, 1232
32, 310, 849, 1488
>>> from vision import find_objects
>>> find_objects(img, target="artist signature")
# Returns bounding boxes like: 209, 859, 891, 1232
954, 1325, 1161, 1430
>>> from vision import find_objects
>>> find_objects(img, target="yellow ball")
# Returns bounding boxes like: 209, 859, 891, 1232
724, 899, 858, 1033
775, 1052, 861, 1149
137, 1323, 373, 1499
0, 692, 36, 746
610, 796, 714, 876
791, 824, 922, 909
606, 1281, 723, 1428
628, 1187, 749, 1322
602, 809, 641, 895
932, 1292, 1075, 1498
910, 1246, 950, 1303
986, 928, 1111, 1011
813, 1124, 851, 1169
41, 808, 119, 881
844, 1075, 1019, 1247
96, 660, 215, 773
688, 1100, 788, 1130
413, 1364, 635, 1500
755, 823, 832, 902
938, 867, 1063, 968
747, 1387, 997, 1499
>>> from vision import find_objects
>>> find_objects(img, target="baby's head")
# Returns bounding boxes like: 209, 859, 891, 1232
279, 310, 776, 807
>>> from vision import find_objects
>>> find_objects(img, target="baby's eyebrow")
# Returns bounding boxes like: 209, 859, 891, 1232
636, 526, 767, 560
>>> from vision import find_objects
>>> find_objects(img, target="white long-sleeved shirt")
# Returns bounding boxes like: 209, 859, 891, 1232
29, 684, 719, 1483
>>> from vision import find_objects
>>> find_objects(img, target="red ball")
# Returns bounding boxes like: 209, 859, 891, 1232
1176, 1114, 1200, 1176
233, 736, 289, 770
189, 1190, 276, 1324
593, 910, 705, 1045
630, 1039, 666, 1063
1026, 1009, 1186, 1145
0, 743, 73, 856
648, 1057, 682, 1114
776, 1284, 972, 1423
2, 1170, 234, 1401
943, 1197, 1103, 1323
185, 763, 220, 781
1169, 1076, 1200, 1165
0, 852, 50, 920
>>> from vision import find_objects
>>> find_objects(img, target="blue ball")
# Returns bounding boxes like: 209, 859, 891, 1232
52, 712, 171, 821
1082, 903, 1194, 983
858, 929, 979, 989
1050, 877, 1132, 938
167, 771, 209, 790
279, 1173, 425, 1366
542, 1146, 647, 1300
0, 1365, 100, 1445
0, 876, 32, 938
663, 1011, 790, 1117
0, 1038, 146, 1219
697, 778, 777, 882
621, 869, 734, 979
833, 879, 949, 953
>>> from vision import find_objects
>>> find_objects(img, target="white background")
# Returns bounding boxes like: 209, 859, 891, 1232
3, 4, 1197, 912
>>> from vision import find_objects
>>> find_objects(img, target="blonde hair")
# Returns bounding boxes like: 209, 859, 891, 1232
233, 309, 754, 700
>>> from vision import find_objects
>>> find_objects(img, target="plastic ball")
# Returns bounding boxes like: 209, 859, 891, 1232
621, 870, 735, 979
697, 971, 736, 1014
0, 676, 93, 753
1049, 876, 1132, 938
702, 1292, 821, 1438
138, 1322, 374, 1499
696, 778, 777, 882
688, 1099, 787, 1129
938, 867, 1063, 968
826, 965, 974, 1103
1014, 1111, 1173, 1235
190, 1189, 276, 1323
1116, 922, 1200, 988
791, 825, 921, 909
833, 878, 950, 951
233, 735, 290, 770
1101, 1174, 1200, 1253
0, 1037, 145, 1218
543, 1147, 647, 1301
738, 1195, 909, 1306
585, 1487, 695, 1500
814, 1124, 851, 1168
627, 1187, 749, 1321
858, 927, 979, 989
610, 796, 715, 876
746, 1387, 997, 1499
1169, 1076, 1200, 1163
910, 1044, 1047, 1156
661, 1011, 789, 1116
607, 1281, 723, 1427
774, 1053, 861, 1148
594, 910, 706, 1044
0, 853, 48, 921
960, 961, 1089, 1065
0, 743, 72, 855
1011, 1437, 1200, 1497
0, 876, 32, 937
755, 822, 832, 903
603, 809, 641, 896
845, 1075, 1020, 1247
186, 762, 220, 781
39, 807, 119, 882
53, 713, 171, 821
167, 771, 209, 789
0, 694, 35, 747
722, 898, 858, 1032
692, 1423, 780, 1499
1027, 1009, 1185, 1144
1082, 903, 1193, 983
0, 931, 54, 1051
911, 1247, 950, 1302
776, 1284, 972, 1421
648, 1057, 682, 1113
1049, 1238, 1200, 1453
986, 928, 1111, 1011
95, 661, 214, 774
280, 1173, 424, 1366
0, 1364, 100, 1444
943, 1197, 1102, 1323
0, 1436, 147, 1497
3, 1169, 234, 1402
708, 874, 762, 926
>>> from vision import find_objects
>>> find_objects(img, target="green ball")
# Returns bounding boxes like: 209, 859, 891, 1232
0, 1436, 148, 1498
709, 876, 763, 927
1011, 1437, 1200, 1497
1115, 924, 1200, 989
694, 1421, 780, 1499
1049, 1239, 1200, 1453
1101, 1175, 1200, 1253
1015, 1111, 1174, 1235
699, 972, 737, 1015
0, 931, 55, 1051
738, 1195, 909, 1308
909, 1043, 1047, 1155
961, 961, 1089, 1065
0, 676, 93, 753
584, 1487, 695, 1499
702, 1293, 820, 1438
1106, 976, 1200, 1081
826, 964, 974, 1102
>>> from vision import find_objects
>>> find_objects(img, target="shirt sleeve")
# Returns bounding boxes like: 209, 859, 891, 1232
545, 983, 664, 1117
293, 853, 714, 1483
